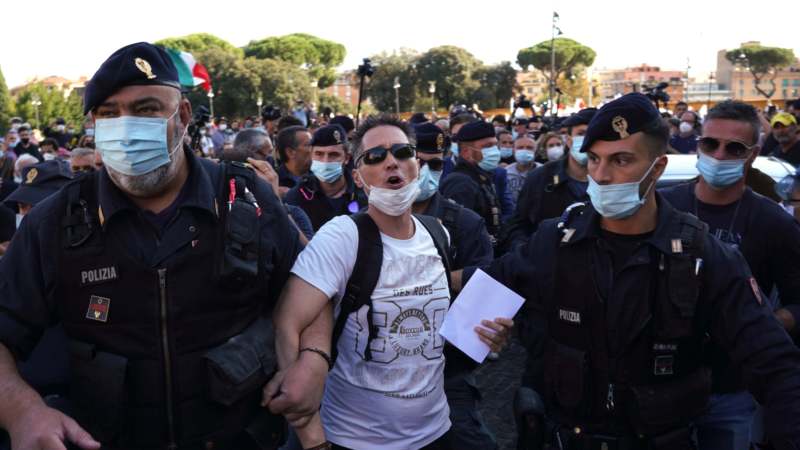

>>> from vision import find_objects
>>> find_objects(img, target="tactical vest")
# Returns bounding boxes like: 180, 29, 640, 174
295, 175, 366, 231
55, 163, 279, 449
540, 205, 712, 437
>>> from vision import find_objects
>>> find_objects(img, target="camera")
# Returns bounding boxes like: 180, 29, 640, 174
357, 58, 375, 78
514, 94, 533, 110
644, 82, 670, 105
189, 105, 211, 152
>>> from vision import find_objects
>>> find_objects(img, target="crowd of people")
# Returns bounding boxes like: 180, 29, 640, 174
1, 42, 800, 450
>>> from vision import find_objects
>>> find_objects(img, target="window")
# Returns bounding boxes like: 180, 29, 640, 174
793, 79, 800, 87
783, 79, 790, 87
739, 89, 744, 98
739, 79, 744, 86
527, 87, 534, 94
793, 89, 798, 97
782, 89, 788, 98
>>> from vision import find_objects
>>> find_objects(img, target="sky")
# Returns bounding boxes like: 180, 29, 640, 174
2, 0, 799, 89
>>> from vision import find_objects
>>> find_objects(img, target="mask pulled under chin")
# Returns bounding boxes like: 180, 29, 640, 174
363, 177, 420, 216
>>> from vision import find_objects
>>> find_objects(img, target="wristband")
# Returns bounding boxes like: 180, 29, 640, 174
300, 347, 333, 371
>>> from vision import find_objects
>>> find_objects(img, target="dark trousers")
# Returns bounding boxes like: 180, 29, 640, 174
331, 432, 451, 450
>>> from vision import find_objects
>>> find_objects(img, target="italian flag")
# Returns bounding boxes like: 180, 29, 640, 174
165, 48, 212, 92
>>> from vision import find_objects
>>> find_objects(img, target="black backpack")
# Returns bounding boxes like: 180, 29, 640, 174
331, 212, 453, 362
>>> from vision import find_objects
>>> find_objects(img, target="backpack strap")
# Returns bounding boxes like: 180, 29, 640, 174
438, 199, 461, 264
333, 213, 383, 362
414, 213, 453, 292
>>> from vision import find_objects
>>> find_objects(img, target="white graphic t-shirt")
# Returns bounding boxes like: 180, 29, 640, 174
291, 215, 451, 450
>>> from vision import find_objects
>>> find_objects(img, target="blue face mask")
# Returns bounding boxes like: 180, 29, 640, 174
587, 158, 660, 220
500, 147, 514, 159
478, 146, 501, 172
416, 164, 443, 202
570, 135, 588, 166
696, 152, 745, 189
450, 142, 459, 157
514, 149, 535, 164
310, 159, 344, 184
95, 105, 183, 176
511, 130, 519, 140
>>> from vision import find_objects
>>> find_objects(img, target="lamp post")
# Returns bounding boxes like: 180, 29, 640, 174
549, 11, 563, 117
707, 72, 715, 105
207, 90, 215, 118
31, 96, 42, 128
393, 77, 401, 115
428, 81, 436, 115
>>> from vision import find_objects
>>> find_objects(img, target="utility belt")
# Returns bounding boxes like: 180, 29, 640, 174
554, 426, 693, 450
66, 317, 281, 449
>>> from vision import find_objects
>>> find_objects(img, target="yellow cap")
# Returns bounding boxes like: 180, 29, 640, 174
771, 112, 797, 127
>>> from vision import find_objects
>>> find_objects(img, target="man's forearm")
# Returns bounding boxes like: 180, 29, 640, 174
0, 343, 44, 430
299, 303, 333, 355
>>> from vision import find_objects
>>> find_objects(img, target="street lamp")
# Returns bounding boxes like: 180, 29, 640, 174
207, 90, 215, 118
549, 11, 563, 117
257, 95, 263, 117
30, 96, 42, 128
428, 81, 436, 115
393, 77, 401, 115
707, 72, 715, 105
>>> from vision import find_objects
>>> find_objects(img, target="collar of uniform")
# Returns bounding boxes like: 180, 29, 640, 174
422, 191, 443, 216
97, 148, 216, 227
299, 170, 357, 198
564, 192, 681, 253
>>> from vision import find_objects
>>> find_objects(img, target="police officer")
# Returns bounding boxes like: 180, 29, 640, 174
456, 93, 800, 449
284, 124, 367, 231
502, 108, 597, 251
659, 100, 800, 449
411, 122, 496, 449
439, 120, 502, 244
0, 42, 310, 450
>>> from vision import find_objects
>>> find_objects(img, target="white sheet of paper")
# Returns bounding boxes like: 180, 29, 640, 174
439, 269, 524, 363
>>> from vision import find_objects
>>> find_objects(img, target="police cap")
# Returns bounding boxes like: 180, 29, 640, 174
581, 93, 662, 153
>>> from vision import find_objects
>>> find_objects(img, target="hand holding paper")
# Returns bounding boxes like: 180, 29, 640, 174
439, 269, 524, 363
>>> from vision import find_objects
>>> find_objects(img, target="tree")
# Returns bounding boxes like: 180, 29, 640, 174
155, 33, 243, 58
365, 50, 420, 113
416, 46, 482, 109
243, 33, 346, 88
471, 62, 519, 109
726, 44, 796, 100
317, 92, 354, 116
247, 58, 317, 111
11, 82, 84, 130
517, 37, 596, 102
0, 65, 10, 134
184, 48, 260, 119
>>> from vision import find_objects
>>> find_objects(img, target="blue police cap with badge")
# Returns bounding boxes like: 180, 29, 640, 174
454, 121, 495, 143
580, 93, 662, 153
5, 160, 73, 207
414, 123, 449, 154
83, 42, 181, 115
310, 124, 347, 147
329, 115, 355, 134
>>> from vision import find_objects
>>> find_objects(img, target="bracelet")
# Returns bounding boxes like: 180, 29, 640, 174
300, 347, 333, 371
304, 442, 332, 450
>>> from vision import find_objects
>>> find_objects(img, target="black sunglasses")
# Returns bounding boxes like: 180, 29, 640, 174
697, 136, 756, 159
418, 157, 445, 172
357, 144, 416, 166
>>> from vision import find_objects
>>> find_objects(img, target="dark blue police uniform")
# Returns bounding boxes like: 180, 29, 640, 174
0, 42, 302, 450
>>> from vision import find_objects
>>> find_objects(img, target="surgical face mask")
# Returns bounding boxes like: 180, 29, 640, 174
43, 153, 56, 161
679, 122, 694, 134
570, 136, 588, 166
514, 149, 535, 165
696, 152, 745, 189
11, 124, 20, 132
85, 128, 95, 137
218, 124, 228, 131
500, 147, 514, 159
416, 164, 442, 202
450, 142, 459, 157
359, 172, 420, 216
546, 145, 565, 161
95, 105, 184, 176
56, 124, 66, 133
310, 159, 344, 184
478, 145, 501, 172
511, 130, 519, 140
587, 158, 660, 220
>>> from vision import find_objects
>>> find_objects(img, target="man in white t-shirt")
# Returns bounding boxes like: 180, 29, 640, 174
263, 115, 512, 450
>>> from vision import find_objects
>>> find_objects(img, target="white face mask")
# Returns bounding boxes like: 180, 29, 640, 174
546, 145, 565, 161
679, 122, 694, 134
43, 153, 56, 161
359, 172, 420, 216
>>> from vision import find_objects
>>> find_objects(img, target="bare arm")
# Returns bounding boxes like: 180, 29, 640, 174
273, 275, 332, 369
0, 343, 100, 450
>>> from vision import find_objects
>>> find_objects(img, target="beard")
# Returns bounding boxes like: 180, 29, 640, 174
106, 119, 186, 198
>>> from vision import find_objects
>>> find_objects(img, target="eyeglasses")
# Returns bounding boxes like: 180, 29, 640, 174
418, 157, 444, 172
357, 143, 416, 166
697, 136, 756, 159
